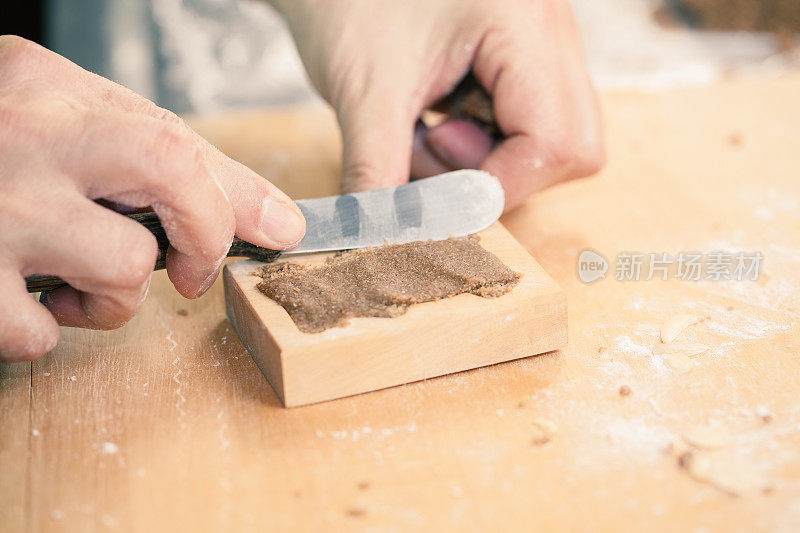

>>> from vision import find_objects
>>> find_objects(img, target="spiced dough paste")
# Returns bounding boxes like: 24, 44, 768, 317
256, 236, 521, 333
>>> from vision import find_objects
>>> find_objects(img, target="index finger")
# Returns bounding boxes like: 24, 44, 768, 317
74, 77, 307, 251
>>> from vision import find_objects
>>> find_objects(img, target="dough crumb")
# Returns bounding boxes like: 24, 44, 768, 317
619, 385, 632, 397
664, 353, 694, 374
660, 314, 697, 343
677, 449, 759, 496
531, 418, 557, 446
755, 405, 773, 424
257, 236, 521, 333
684, 424, 732, 450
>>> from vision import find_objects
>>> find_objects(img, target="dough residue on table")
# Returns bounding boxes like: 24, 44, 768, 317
256, 236, 521, 333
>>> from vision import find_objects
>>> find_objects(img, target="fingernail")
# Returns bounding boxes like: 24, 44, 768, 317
135, 276, 152, 306
196, 259, 223, 298
196, 272, 216, 298
259, 197, 306, 248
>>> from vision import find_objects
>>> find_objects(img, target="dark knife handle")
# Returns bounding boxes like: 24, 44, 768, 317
431, 70, 502, 140
25, 211, 282, 293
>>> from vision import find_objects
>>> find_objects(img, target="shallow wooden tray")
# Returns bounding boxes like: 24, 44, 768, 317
223, 222, 567, 407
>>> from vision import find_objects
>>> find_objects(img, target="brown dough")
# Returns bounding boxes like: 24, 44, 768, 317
256, 236, 521, 333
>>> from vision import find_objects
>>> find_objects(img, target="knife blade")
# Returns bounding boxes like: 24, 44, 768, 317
25, 169, 504, 293
291, 169, 503, 253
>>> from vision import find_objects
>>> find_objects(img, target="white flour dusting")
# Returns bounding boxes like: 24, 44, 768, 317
611, 335, 653, 357
100, 442, 119, 455
602, 418, 674, 459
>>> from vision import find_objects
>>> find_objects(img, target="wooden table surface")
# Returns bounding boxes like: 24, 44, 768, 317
2, 73, 799, 532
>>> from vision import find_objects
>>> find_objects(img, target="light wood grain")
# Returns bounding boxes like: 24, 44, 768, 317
1, 73, 799, 531
0, 361, 30, 531
224, 223, 567, 407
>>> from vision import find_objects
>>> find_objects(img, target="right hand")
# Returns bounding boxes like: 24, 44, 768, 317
271, 0, 604, 211
0, 36, 306, 362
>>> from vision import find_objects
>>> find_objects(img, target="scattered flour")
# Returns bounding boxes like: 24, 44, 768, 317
611, 335, 652, 357
602, 418, 673, 460
320, 423, 416, 441
166, 330, 178, 351
100, 442, 119, 455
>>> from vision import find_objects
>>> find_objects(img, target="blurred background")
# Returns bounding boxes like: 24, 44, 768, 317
2, 0, 799, 114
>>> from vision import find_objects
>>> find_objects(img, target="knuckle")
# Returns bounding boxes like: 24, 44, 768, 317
540, 135, 577, 170
114, 232, 158, 289
0, 98, 29, 141
0, 35, 33, 60
342, 161, 386, 192
0, 35, 44, 80
127, 93, 184, 125
539, 127, 604, 178
141, 123, 203, 188
42, 95, 83, 113
0, 34, 28, 49
327, 56, 368, 109
149, 105, 184, 126
0, 94, 80, 150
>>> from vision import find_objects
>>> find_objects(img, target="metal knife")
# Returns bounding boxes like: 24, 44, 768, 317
25, 169, 505, 293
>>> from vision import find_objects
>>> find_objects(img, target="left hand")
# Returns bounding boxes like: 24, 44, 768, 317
269, 0, 605, 210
